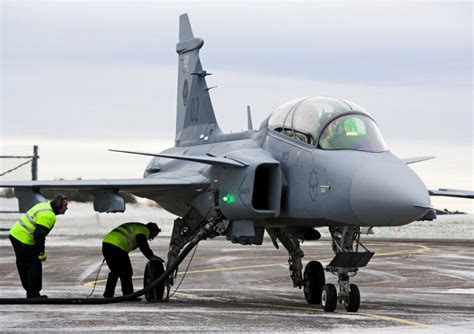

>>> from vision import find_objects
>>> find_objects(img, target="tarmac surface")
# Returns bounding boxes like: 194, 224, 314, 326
0, 236, 473, 333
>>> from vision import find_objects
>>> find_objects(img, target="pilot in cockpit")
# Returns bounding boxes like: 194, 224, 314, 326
320, 117, 361, 149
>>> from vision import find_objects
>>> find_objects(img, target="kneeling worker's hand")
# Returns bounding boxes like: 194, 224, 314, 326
38, 252, 47, 262
150, 255, 164, 263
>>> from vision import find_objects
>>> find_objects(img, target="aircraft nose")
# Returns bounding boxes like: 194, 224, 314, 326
350, 162, 431, 226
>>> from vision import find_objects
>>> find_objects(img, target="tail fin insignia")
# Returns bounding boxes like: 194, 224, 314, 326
175, 14, 222, 146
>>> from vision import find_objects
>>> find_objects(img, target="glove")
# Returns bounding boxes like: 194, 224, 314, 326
149, 255, 164, 263
38, 252, 47, 262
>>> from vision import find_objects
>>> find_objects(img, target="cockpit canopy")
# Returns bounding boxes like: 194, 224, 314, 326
265, 97, 388, 152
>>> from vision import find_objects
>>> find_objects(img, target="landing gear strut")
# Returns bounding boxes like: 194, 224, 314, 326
165, 210, 205, 301
165, 194, 227, 301
267, 228, 305, 288
267, 228, 328, 304
322, 226, 373, 312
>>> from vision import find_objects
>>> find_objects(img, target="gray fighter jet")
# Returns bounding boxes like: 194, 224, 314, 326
1, 14, 472, 312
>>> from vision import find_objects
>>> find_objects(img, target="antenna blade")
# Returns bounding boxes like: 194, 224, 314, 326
247, 105, 253, 130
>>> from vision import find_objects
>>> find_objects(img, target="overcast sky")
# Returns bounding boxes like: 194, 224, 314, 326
0, 0, 472, 212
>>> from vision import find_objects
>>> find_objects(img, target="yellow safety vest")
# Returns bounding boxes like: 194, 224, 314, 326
9, 202, 56, 245
103, 222, 150, 253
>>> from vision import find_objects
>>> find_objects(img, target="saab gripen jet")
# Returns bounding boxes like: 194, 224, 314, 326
1, 14, 472, 312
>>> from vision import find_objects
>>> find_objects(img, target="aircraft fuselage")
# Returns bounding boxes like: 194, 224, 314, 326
144, 127, 430, 228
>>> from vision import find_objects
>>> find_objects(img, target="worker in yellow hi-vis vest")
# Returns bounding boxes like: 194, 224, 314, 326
9, 194, 69, 298
102, 222, 162, 299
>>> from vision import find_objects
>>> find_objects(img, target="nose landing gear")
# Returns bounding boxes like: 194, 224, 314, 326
343, 283, 360, 312
303, 226, 373, 312
320, 277, 360, 312
321, 283, 337, 312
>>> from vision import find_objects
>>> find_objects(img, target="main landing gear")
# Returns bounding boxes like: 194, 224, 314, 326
164, 207, 228, 301
303, 226, 373, 312
303, 260, 325, 304
266, 228, 306, 288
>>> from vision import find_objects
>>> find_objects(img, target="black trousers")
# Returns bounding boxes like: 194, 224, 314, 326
9, 235, 42, 298
102, 242, 134, 298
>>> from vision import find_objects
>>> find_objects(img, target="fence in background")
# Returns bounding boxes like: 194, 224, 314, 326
0, 145, 38, 180
0, 145, 39, 230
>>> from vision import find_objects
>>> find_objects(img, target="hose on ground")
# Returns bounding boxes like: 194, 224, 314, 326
0, 218, 217, 304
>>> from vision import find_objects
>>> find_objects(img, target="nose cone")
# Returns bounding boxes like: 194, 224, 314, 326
350, 162, 431, 226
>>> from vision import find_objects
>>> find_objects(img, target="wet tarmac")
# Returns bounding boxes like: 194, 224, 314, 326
0, 236, 473, 332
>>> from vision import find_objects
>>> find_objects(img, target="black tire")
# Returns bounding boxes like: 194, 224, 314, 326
321, 283, 337, 312
344, 284, 360, 312
143, 261, 165, 302
303, 261, 325, 304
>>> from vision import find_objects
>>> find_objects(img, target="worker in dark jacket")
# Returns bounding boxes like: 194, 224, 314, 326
9, 194, 68, 298
102, 222, 162, 298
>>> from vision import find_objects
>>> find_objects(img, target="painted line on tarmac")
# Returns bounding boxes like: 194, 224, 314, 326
84, 244, 429, 287
236, 245, 430, 260
251, 303, 431, 329
375, 244, 430, 257
84, 263, 288, 287
358, 312, 431, 328
173, 291, 431, 328
175, 262, 288, 274
82, 245, 432, 328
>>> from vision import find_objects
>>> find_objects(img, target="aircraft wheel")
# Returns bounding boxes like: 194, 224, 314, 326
344, 284, 360, 312
321, 284, 337, 312
303, 261, 326, 304
144, 260, 165, 302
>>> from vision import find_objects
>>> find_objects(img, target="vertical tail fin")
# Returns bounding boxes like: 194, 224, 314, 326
175, 14, 222, 146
